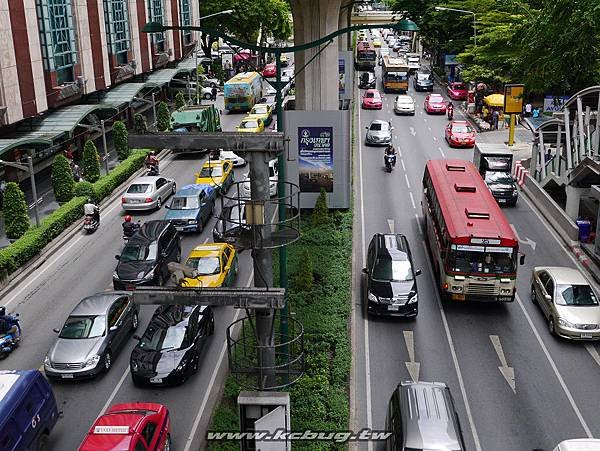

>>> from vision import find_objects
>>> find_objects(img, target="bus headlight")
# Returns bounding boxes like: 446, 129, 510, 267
500, 288, 512, 294
368, 292, 378, 303
451, 285, 463, 292
512, 190, 518, 197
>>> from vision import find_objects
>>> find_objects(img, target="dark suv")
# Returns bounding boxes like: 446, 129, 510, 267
363, 233, 421, 317
113, 220, 181, 290
413, 69, 434, 92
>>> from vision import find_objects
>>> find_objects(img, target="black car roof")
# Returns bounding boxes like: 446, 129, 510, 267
375, 233, 410, 260
127, 220, 172, 245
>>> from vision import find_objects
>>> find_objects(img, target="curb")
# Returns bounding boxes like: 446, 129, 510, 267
0, 148, 172, 298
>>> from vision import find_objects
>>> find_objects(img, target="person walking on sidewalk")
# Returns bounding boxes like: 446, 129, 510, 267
492, 109, 500, 130
211, 86, 218, 101
524, 102, 532, 117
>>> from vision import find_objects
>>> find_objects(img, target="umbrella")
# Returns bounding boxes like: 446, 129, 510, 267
484, 94, 504, 107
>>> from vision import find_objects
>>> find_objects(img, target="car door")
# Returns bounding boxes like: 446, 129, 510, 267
157, 178, 168, 197
197, 191, 206, 223
542, 276, 556, 318
223, 162, 233, 186
222, 247, 233, 286
534, 271, 549, 304
197, 307, 213, 350
365, 238, 376, 296
139, 420, 159, 451
107, 297, 129, 351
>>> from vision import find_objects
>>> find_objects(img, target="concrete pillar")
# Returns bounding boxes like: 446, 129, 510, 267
291, 0, 343, 111
565, 185, 583, 221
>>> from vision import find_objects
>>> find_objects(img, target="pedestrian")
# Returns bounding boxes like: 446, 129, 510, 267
524, 102, 532, 117
492, 109, 500, 130
211, 86, 218, 101
532, 107, 540, 119
65, 145, 74, 161
71, 163, 82, 182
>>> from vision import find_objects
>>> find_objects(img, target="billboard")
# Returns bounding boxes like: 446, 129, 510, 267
503, 84, 524, 114
339, 51, 353, 100
298, 127, 333, 192
543, 95, 570, 113
444, 54, 458, 66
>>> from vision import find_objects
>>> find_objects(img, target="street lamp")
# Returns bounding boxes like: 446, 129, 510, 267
434, 6, 476, 48
0, 156, 40, 226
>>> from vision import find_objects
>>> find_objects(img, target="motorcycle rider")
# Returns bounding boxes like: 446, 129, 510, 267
0, 307, 19, 339
84, 198, 100, 224
447, 101, 454, 120
384, 144, 397, 167
122, 215, 139, 238
145, 151, 159, 174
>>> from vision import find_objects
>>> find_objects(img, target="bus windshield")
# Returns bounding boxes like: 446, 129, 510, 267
385, 72, 408, 82
358, 51, 376, 61
447, 244, 516, 274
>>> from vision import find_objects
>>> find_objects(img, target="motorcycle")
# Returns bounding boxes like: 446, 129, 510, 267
146, 162, 159, 176
83, 214, 99, 234
123, 221, 141, 242
384, 154, 396, 173
447, 106, 454, 120
0, 314, 21, 359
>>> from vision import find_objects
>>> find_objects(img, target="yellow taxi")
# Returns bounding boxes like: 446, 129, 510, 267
194, 160, 234, 194
236, 117, 265, 133
182, 243, 238, 288
373, 37, 382, 47
247, 103, 273, 126
280, 55, 289, 67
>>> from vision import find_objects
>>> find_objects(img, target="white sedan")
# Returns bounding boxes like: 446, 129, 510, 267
393, 95, 416, 115
240, 159, 278, 198
121, 176, 176, 211
219, 150, 246, 167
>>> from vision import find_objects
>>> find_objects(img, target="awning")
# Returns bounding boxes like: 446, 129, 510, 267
99, 83, 148, 108
176, 58, 198, 71
145, 68, 194, 87
484, 94, 504, 107
0, 137, 53, 159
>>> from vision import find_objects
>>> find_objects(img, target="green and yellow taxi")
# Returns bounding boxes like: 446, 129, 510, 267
182, 243, 238, 288
236, 117, 265, 133
247, 103, 273, 126
194, 160, 234, 194
280, 55, 289, 67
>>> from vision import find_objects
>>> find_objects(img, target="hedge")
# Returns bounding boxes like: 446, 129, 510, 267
207, 210, 353, 451
0, 149, 148, 281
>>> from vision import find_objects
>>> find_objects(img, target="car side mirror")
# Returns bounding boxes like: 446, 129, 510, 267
133, 334, 142, 341
365, 126, 369, 130
519, 254, 526, 265
362, 268, 368, 274
109, 326, 118, 332
165, 205, 170, 209
53, 328, 60, 334
161, 251, 169, 258
544, 294, 552, 302
194, 172, 199, 177
415, 269, 422, 276
115, 255, 120, 260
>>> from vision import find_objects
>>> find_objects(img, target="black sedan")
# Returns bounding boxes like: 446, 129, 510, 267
359, 72, 376, 89
130, 305, 214, 386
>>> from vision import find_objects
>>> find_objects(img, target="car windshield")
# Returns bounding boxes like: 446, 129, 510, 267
417, 73, 431, 81
448, 245, 516, 274
484, 156, 511, 171
186, 256, 221, 275
370, 122, 388, 131
242, 120, 259, 128
59, 315, 106, 339
485, 172, 514, 185
430, 96, 444, 104
397, 97, 413, 104
170, 196, 200, 210
365, 92, 376, 98
452, 124, 473, 133
252, 105, 268, 114
120, 242, 158, 263
199, 166, 223, 177
139, 324, 186, 351
372, 258, 414, 282
127, 184, 151, 194
452, 83, 466, 90
556, 284, 599, 306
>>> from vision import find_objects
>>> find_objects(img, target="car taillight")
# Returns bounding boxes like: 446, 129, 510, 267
121, 197, 125, 203
145, 197, 153, 203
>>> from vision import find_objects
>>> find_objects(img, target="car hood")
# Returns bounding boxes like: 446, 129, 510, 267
487, 181, 515, 191
182, 274, 222, 288
48, 336, 104, 364
451, 132, 475, 140
416, 79, 433, 85
364, 97, 381, 103
131, 347, 189, 377
367, 130, 390, 139
557, 305, 600, 325
165, 209, 199, 221
396, 102, 414, 109
116, 261, 155, 281
370, 279, 415, 298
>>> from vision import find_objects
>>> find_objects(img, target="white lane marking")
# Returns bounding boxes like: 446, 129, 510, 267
427, 126, 432, 131
585, 344, 600, 368
424, 117, 427, 122
400, 159, 406, 171
394, 135, 398, 140
420, 241, 482, 451
433, 136, 437, 141
358, 97, 374, 451
409, 192, 416, 209
409, 127, 416, 136
404, 173, 411, 189
490, 335, 516, 394
515, 293, 592, 437
387, 219, 395, 234
97, 366, 131, 418
415, 214, 423, 235
397, 147, 403, 158
403, 330, 420, 382
439, 147, 446, 158
509, 224, 537, 252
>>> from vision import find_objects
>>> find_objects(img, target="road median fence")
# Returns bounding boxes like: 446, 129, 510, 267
0, 149, 148, 281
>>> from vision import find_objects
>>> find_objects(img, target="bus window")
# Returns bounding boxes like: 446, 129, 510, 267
448, 245, 516, 274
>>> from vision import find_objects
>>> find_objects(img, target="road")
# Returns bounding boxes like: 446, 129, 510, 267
0, 96, 263, 450
353, 37, 600, 450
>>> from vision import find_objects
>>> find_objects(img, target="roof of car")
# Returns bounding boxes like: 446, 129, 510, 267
429, 93, 443, 98
554, 439, 600, 451
451, 121, 469, 126
71, 292, 130, 316
130, 176, 161, 184
127, 220, 172, 246
189, 243, 229, 255
535, 267, 589, 285
375, 233, 409, 259
370, 119, 389, 125
176, 184, 214, 196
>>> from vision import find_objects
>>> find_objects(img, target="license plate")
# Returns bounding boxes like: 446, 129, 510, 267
387, 305, 399, 311
61, 374, 73, 379
175, 227, 184, 231
150, 377, 163, 384
581, 333, 593, 339
452, 294, 466, 301
498, 199, 506, 203
128, 199, 141, 204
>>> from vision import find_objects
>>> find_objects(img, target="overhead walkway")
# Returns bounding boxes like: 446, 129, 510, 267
351, 10, 402, 25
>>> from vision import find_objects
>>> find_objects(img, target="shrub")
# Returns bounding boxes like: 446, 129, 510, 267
157, 101, 170, 131
113, 120, 130, 161
295, 248, 313, 291
82, 140, 101, 183
92, 150, 147, 200
3, 182, 30, 240
175, 91, 186, 109
133, 113, 147, 133
73, 181, 95, 201
311, 188, 329, 227
51, 154, 75, 203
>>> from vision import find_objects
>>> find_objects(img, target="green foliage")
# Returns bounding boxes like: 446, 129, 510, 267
3, 182, 30, 240
295, 248, 314, 291
175, 91, 186, 110
82, 140, 100, 183
51, 154, 75, 203
157, 101, 171, 132
113, 120, 130, 161
312, 188, 329, 227
133, 113, 147, 133
91, 150, 147, 201
73, 181, 95, 201
210, 61, 227, 84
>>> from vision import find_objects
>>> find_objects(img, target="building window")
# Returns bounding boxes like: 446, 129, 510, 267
104, 0, 131, 65
36, 0, 78, 84
148, 0, 165, 52
179, 0, 192, 45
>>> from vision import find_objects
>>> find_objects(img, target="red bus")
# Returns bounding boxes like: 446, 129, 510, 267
422, 159, 523, 302
355, 41, 376, 70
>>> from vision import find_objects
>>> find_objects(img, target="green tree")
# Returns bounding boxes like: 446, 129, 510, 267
112, 120, 130, 161
311, 188, 329, 227
295, 249, 314, 291
133, 113, 147, 133
82, 140, 101, 183
3, 182, 30, 239
73, 181, 95, 200
51, 154, 75, 203
157, 101, 171, 132
175, 91, 186, 109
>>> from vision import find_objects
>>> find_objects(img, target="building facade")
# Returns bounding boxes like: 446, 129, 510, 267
0, 0, 199, 129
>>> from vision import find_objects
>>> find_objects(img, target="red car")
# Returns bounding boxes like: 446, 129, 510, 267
362, 89, 383, 109
424, 94, 447, 114
447, 82, 468, 100
262, 63, 276, 78
78, 403, 171, 451
445, 120, 476, 147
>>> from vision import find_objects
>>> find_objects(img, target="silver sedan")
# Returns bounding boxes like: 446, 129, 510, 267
394, 94, 415, 115
44, 292, 139, 380
121, 175, 176, 211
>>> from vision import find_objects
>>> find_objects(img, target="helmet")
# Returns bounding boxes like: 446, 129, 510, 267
0, 307, 5, 316
87, 198, 93, 203
124, 215, 132, 222
149, 151, 155, 156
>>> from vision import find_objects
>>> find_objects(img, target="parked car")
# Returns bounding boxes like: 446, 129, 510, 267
121, 176, 176, 211
194, 160, 234, 194
531, 266, 600, 339
445, 120, 476, 147
78, 402, 171, 451
181, 243, 238, 288
240, 159, 278, 197
213, 201, 251, 244
113, 220, 181, 290
447, 81, 468, 100
246, 103, 273, 126
362, 89, 383, 109
130, 305, 215, 386
44, 292, 139, 379
219, 150, 246, 167
172, 73, 220, 89
262, 62, 276, 78
393, 94, 415, 115
164, 184, 217, 232
424, 93, 447, 114
413, 69, 434, 91
365, 119, 392, 146
359, 72, 377, 89
363, 233, 421, 317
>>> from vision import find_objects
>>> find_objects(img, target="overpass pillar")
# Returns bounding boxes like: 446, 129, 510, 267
565, 185, 584, 221
290, 0, 343, 111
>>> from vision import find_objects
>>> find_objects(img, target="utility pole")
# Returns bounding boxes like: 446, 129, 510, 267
100, 120, 109, 175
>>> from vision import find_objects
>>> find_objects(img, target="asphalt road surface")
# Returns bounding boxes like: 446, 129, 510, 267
352, 37, 600, 450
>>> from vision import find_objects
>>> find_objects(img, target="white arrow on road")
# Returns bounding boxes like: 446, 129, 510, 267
490, 335, 516, 393
409, 127, 416, 137
509, 224, 537, 252
403, 330, 420, 382
585, 344, 600, 368
387, 219, 395, 234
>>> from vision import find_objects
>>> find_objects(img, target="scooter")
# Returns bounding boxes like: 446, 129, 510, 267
384, 154, 396, 173
146, 163, 159, 176
447, 107, 454, 120
123, 221, 141, 242
0, 314, 21, 359
83, 214, 99, 234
